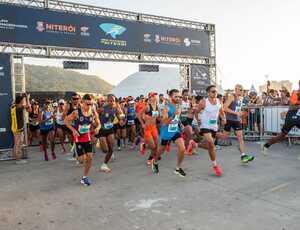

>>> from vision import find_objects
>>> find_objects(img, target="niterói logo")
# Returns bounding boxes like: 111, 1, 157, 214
99, 23, 126, 39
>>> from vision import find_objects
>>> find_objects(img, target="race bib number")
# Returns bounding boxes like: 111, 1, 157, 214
152, 111, 159, 118
104, 122, 113, 130
209, 119, 217, 125
235, 106, 241, 112
45, 119, 53, 126
168, 119, 179, 132
128, 120, 135, 125
78, 124, 90, 134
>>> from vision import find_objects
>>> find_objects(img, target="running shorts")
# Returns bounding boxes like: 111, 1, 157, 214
75, 141, 93, 157
144, 124, 159, 140
224, 120, 242, 132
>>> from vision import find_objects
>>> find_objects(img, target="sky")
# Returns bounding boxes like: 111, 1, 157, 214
26, 0, 300, 89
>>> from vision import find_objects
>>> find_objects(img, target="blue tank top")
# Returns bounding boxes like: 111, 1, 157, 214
127, 106, 136, 125
100, 105, 116, 130
160, 103, 180, 140
40, 110, 54, 130
226, 97, 242, 121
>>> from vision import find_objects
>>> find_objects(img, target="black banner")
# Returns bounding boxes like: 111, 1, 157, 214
190, 64, 210, 96
0, 4, 209, 57
0, 54, 13, 149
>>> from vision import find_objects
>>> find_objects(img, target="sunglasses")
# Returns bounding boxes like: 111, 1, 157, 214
72, 97, 80, 100
59, 103, 64, 105
210, 90, 217, 93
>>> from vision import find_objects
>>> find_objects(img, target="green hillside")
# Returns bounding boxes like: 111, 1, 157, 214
25, 64, 113, 94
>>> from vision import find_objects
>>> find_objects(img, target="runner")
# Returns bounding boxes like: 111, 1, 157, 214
64, 94, 100, 186
223, 84, 255, 163
188, 85, 226, 176
263, 81, 300, 153
180, 89, 195, 153
96, 94, 122, 172
38, 100, 56, 161
28, 100, 41, 147
64, 93, 81, 158
137, 92, 160, 166
135, 95, 146, 154
54, 99, 67, 153
127, 99, 137, 149
152, 89, 186, 177
115, 99, 127, 151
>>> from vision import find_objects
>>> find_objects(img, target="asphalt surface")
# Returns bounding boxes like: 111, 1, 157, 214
0, 141, 299, 230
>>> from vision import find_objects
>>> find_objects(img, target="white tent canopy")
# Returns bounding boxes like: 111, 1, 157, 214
111, 67, 180, 97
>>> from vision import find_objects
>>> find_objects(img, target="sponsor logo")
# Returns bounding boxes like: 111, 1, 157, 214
154, 34, 181, 45
144, 33, 151, 43
0, 19, 28, 30
0, 66, 4, 77
99, 23, 126, 39
36, 21, 76, 35
184, 38, 191, 47
184, 37, 201, 47
99, 23, 127, 47
0, 128, 6, 133
80, 26, 90, 36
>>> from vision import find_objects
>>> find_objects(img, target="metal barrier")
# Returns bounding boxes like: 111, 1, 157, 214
242, 105, 300, 141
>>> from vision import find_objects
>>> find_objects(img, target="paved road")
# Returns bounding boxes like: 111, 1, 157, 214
0, 141, 299, 230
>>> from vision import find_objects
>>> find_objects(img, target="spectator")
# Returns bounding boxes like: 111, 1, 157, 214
280, 87, 290, 105
11, 93, 31, 164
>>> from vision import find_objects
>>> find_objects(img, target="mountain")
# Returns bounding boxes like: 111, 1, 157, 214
112, 67, 180, 97
25, 64, 113, 94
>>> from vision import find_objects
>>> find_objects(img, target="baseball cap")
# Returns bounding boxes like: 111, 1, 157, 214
58, 99, 65, 104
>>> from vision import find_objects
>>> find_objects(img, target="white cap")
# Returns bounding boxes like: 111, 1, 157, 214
53, 102, 58, 107
58, 99, 65, 104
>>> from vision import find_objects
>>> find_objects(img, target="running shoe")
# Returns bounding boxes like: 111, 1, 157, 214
262, 144, 268, 156
80, 177, 91, 186
174, 168, 186, 177
117, 146, 121, 151
131, 144, 136, 150
241, 154, 255, 163
111, 153, 116, 161
152, 161, 159, 174
212, 165, 222, 177
52, 152, 57, 160
140, 143, 146, 155
100, 163, 112, 173
146, 158, 153, 167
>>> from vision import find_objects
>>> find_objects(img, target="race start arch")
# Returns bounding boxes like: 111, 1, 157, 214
0, 0, 216, 149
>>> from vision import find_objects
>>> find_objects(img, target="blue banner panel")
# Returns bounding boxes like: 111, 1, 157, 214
0, 54, 13, 149
0, 4, 209, 57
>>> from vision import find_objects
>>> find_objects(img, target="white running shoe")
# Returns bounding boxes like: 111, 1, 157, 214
100, 163, 111, 173
111, 153, 116, 161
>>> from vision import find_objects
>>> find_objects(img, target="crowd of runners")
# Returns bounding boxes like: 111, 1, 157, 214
11, 82, 300, 186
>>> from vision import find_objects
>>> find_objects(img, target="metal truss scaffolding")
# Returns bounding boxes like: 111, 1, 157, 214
0, 0, 216, 76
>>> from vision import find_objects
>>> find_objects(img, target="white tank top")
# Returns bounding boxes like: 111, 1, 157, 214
55, 110, 65, 125
180, 100, 190, 117
200, 98, 221, 131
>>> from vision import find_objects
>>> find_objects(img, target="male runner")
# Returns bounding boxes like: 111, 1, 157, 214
65, 94, 100, 186
263, 81, 300, 152
152, 89, 186, 177
188, 85, 226, 176
180, 89, 195, 153
223, 84, 255, 163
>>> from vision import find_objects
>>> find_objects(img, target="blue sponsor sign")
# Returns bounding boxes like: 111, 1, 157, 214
0, 4, 209, 57
0, 54, 13, 149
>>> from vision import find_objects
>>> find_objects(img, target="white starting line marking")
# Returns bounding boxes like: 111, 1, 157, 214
262, 183, 290, 194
